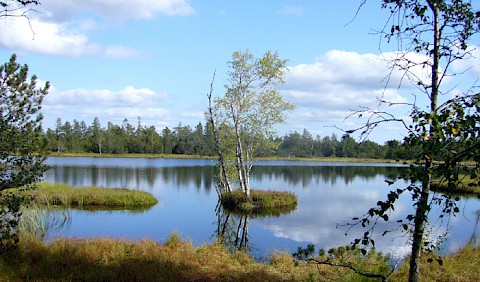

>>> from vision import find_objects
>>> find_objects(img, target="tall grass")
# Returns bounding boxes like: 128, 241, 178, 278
19, 203, 71, 240
21, 182, 158, 210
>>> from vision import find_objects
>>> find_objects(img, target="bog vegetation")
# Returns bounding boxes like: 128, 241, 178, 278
4, 182, 158, 210
1, 232, 479, 282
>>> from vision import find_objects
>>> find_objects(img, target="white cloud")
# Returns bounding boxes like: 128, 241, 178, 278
279, 50, 431, 141
45, 86, 167, 106
282, 50, 412, 118
0, 18, 100, 57
42, 86, 171, 128
0, 0, 194, 56
39, 0, 195, 22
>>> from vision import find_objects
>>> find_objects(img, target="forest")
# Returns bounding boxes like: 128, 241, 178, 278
44, 117, 417, 160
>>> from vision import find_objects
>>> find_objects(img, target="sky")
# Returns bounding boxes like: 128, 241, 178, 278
0, 0, 479, 144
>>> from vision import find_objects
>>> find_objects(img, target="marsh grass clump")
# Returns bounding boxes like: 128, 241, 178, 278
221, 189, 297, 216
19, 182, 158, 209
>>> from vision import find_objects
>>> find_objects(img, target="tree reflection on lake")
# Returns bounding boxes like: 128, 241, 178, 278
43, 157, 479, 259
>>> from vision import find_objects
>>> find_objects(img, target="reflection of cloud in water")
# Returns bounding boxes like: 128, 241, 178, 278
252, 171, 432, 259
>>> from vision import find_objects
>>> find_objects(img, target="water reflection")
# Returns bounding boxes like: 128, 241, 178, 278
215, 204, 250, 253
42, 157, 479, 258
46, 159, 402, 192
46, 165, 216, 193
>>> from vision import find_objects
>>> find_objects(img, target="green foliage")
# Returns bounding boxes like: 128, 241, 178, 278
0, 54, 49, 191
0, 194, 23, 252
47, 117, 421, 160
0, 54, 49, 251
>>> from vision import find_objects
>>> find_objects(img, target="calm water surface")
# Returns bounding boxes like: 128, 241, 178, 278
43, 157, 480, 259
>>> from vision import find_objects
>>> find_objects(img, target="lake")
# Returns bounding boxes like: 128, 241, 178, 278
42, 157, 480, 259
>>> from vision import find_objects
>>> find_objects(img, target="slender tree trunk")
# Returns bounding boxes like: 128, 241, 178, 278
408, 162, 432, 281
234, 121, 246, 193
232, 107, 248, 196
207, 72, 231, 195
408, 2, 440, 281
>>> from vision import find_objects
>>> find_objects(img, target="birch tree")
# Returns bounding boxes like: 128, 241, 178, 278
210, 50, 295, 198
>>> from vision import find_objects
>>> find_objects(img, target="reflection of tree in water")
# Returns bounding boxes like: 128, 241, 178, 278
251, 165, 404, 187
469, 210, 480, 246
46, 163, 404, 192
214, 200, 297, 254
46, 165, 217, 191
160, 166, 216, 192
215, 204, 250, 253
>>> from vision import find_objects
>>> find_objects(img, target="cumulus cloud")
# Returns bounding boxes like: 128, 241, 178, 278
278, 50, 435, 141
282, 50, 416, 123
0, 18, 100, 56
0, 0, 194, 56
42, 85, 171, 128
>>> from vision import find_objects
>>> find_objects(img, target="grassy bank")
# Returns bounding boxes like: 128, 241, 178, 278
0, 234, 387, 282
1, 234, 478, 281
221, 189, 298, 216
18, 182, 158, 210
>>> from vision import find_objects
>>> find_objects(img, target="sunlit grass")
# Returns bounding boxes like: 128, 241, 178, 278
20, 182, 158, 209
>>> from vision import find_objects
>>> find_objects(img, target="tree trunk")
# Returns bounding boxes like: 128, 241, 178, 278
408, 163, 432, 281
232, 106, 248, 196
408, 2, 440, 281
207, 72, 231, 195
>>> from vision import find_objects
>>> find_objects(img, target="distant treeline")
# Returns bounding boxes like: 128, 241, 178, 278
44, 117, 418, 160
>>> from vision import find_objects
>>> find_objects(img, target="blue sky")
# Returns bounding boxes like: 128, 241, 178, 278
0, 0, 479, 143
